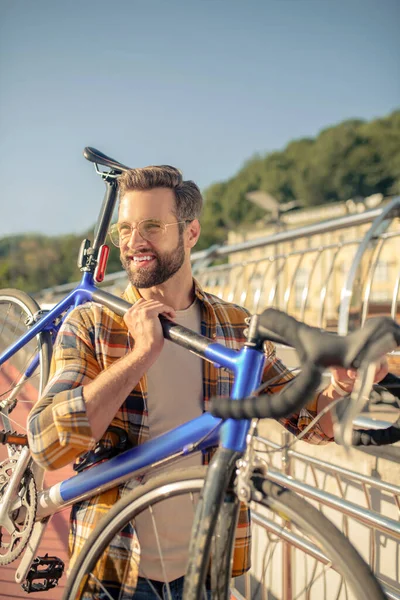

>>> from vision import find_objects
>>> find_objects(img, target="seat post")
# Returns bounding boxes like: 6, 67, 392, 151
92, 177, 119, 252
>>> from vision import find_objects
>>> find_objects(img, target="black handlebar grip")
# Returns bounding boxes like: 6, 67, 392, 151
351, 417, 400, 446
210, 363, 323, 420
350, 373, 400, 446
378, 372, 400, 400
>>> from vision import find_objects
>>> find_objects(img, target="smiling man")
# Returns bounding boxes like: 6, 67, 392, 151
28, 165, 387, 599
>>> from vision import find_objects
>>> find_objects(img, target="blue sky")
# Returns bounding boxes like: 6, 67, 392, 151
1, 0, 399, 237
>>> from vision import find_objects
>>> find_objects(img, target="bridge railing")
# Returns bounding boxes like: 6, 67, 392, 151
193, 197, 400, 333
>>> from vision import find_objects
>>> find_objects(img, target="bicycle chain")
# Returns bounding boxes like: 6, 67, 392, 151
0, 459, 37, 565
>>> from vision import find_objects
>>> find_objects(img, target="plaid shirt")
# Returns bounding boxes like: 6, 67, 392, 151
28, 280, 331, 599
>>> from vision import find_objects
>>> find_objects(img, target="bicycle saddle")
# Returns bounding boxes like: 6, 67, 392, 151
83, 147, 131, 173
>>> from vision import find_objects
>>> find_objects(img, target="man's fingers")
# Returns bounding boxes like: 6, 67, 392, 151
124, 300, 176, 326
331, 355, 390, 390
142, 303, 176, 319
346, 369, 357, 380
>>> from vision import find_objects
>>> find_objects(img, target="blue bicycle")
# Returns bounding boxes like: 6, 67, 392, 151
0, 147, 399, 600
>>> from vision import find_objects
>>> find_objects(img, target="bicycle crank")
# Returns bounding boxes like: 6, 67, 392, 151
0, 458, 37, 565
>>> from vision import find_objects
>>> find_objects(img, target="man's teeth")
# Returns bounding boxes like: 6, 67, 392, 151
133, 256, 153, 262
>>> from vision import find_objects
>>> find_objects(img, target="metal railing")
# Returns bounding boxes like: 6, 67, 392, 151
232, 430, 400, 600
194, 197, 400, 333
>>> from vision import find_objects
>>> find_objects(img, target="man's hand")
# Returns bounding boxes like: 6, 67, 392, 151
330, 357, 389, 394
124, 298, 176, 359
82, 299, 176, 443
316, 357, 389, 438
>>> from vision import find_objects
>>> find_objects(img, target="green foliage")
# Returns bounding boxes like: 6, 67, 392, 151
0, 234, 82, 293
197, 110, 400, 248
0, 227, 124, 294
1, 110, 399, 292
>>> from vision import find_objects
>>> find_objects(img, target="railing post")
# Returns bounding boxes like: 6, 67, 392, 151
281, 430, 293, 600
337, 196, 400, 334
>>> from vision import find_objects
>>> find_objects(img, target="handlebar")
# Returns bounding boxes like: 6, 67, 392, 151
210, 309, 400, 446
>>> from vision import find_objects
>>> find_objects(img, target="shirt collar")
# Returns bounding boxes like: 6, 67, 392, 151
122, 284, 142, 304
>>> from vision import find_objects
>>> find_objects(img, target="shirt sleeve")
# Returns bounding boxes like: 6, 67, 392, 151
262, 341, 333, 444
27, 306, 100, 470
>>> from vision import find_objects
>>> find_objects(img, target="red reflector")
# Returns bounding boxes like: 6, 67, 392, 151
94, 244, 110, 283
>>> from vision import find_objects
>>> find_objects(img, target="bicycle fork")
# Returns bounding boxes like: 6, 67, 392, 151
184, 447, 242, 600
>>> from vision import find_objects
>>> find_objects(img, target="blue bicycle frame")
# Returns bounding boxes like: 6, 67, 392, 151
0, 269, 266, 521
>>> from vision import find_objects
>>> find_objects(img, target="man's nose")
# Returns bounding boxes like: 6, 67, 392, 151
126, 225, 145, 247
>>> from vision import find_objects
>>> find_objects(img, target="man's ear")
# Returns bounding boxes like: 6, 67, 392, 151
186, 219, 201, 249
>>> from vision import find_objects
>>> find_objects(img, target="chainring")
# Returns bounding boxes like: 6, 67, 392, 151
0, 459, 37, 565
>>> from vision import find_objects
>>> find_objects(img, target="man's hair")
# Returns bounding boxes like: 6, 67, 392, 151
118, 165, 203, 222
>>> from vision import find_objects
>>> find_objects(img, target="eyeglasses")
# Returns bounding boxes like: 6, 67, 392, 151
108, 219, 191, 247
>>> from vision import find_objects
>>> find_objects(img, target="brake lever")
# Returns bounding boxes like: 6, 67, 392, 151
333, 360, 378, 449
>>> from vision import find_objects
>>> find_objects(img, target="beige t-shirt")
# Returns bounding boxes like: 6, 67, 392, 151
135, 297, 203, 582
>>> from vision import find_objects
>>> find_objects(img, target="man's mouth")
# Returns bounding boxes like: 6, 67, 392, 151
129, 254, 156, 267
133, 255, 153, 262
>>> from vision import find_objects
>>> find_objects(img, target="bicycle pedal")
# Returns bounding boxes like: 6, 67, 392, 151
21, 554, 64, 593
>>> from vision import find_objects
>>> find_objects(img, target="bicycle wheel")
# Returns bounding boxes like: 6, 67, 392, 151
0, 289, 52, 437
0, 290, 52, 564
185, 472, 387, 600
63, 466, 208, 600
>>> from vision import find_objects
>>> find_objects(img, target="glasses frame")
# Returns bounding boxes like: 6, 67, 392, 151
108, 219, 192, 247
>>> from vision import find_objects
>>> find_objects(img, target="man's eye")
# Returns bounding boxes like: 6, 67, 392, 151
119, 225, 131, 236
143, 222, 162, 233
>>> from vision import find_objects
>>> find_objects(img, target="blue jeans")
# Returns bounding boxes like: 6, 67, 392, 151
133, 575, 211, 599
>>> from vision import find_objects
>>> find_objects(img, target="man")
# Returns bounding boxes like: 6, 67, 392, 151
28, 165, 387, 599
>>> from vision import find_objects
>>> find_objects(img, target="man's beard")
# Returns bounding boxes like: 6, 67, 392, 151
121, 235, 185, 288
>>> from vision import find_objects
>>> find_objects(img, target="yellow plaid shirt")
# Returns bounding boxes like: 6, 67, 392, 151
28, 280, 332, 599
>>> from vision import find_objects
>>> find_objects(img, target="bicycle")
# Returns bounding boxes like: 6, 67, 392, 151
0, 147, 399, 600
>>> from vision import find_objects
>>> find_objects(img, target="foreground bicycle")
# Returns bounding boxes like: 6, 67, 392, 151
0, 147, 399, 600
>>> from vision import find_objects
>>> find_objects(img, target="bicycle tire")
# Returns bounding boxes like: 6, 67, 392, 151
0, 288, 52, 418
184, 473, 387, 600
62, 466, 208, 600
